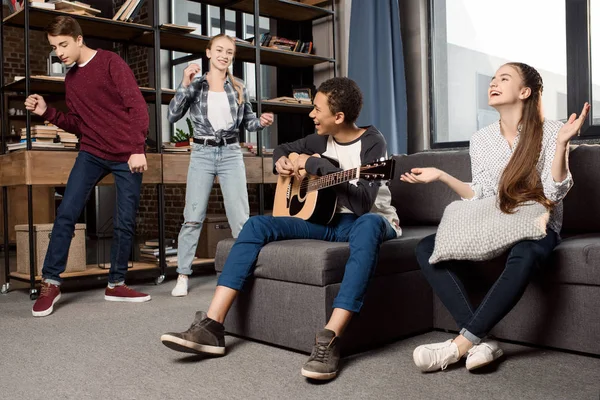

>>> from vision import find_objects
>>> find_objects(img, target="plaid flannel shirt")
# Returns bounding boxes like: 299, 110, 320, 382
167, 72, 263, 142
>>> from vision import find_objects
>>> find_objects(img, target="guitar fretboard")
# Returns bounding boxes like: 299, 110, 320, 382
306, 167, 360, 192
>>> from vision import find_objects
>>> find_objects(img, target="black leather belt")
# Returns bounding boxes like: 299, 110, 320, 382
192, 137, 238, 147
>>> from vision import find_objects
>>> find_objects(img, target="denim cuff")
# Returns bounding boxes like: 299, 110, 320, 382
43, 278, 61, 286
460, 328, 482, 345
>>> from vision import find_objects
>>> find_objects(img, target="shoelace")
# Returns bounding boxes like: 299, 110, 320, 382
310, 343, 330, 363
436, 345, 458, 370
40, 283, 54, 297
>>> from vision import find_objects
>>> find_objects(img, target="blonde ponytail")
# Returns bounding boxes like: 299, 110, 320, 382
226, 69, 244, 105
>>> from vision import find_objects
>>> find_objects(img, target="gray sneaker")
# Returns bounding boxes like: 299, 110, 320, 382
301, 329, 340, 380
160, 311, 225, 356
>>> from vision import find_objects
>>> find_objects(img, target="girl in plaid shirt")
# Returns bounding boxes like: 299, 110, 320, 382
167, 34, 273, 297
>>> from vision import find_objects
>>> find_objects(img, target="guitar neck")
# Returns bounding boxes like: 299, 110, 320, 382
307, 167, 360, 192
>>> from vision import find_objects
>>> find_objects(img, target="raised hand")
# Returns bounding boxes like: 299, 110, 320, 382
182, 63, 201, 88
400, 167, 443, 184
24, 94, 47, 116
260, 112, 274, 127
558, 102, 590, 145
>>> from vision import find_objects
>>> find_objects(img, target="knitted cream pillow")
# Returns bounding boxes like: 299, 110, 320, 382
429, 196, 550, 264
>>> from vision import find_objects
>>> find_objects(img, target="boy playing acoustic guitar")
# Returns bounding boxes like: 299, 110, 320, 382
160, 77, 401, 381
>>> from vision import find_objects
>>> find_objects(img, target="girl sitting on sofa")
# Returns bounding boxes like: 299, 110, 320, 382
401, 62, 588, 372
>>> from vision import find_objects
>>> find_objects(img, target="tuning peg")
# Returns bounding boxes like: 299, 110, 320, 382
369, 181, 373, 187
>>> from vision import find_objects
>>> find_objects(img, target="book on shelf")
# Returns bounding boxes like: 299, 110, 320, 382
53, 0, 101, 15
255, 33, 313, 54
30, 2, 56, 10
6, 141, 65, 151
144, 238, 176, 247
113, 0, 143, 22
13, 75, 65, 82
266, 96, 312, 105
159, 23, 197, 33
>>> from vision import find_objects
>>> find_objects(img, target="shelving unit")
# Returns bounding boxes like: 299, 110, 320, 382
0, 0, 335, 298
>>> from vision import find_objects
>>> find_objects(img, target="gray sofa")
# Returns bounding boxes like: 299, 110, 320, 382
215, 145, 600, 356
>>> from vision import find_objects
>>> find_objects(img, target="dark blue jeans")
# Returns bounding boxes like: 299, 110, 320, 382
42, 151, 143, 284
217, 213, 398, 312
415, 231, 559, 344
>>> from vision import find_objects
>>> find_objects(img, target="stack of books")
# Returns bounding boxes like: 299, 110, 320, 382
57, 129, 79, 148
139, 239, 207, 267
162, 142, 191, 152
267, 96, 312, 105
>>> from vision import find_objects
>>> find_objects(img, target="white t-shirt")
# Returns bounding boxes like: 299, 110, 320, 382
207, 91, 233, 132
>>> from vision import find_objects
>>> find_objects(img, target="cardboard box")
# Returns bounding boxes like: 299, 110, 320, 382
196, 215, 232, 259
16, 223, 87, 276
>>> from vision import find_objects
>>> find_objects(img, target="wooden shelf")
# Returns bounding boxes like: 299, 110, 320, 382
2, 8, 153, 44
3, 77, 173, 104
134, 30, 332, 68
192, 0, 333, 22
0, 151, 162, 186
162, 153, 268, 184
253, 100, 313, 114
238, 44, 333, 68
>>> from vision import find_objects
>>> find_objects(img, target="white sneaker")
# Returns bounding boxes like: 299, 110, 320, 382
413, 339, 461, 372
466, 340, 504, 371
171, 275, 189, 297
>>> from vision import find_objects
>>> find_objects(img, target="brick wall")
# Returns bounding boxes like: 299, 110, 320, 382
112, 0, 150, 86
136, 184, 262, 240
2, 6, 49, 83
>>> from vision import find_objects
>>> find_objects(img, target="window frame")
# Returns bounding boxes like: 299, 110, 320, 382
428, 0, 600, 149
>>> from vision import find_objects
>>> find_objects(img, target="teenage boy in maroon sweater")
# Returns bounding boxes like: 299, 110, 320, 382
24, 16, 151, 317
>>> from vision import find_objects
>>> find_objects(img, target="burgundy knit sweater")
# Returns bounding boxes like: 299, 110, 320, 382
42, 49, 149, 162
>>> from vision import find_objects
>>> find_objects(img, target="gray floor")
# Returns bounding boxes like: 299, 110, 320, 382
1, 273, 599, 400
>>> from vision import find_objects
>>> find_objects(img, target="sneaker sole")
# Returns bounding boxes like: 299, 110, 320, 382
171, 291, 188, 297
32, 293, 61, 317
466, 349, 504, 371
300, 368, 337, 380
104, 295, 151, 303
160, 334, 225, 356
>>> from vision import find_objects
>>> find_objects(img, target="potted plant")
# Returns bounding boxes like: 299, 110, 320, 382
171, 117, 193, 147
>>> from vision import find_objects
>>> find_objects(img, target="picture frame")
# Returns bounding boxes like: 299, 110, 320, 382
292, 88, 312, 102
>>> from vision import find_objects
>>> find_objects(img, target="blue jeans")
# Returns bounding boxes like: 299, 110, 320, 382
42, 151, 142, 284
415, 231, 559, 344
177, 143, 249, 275
217, 213, 398, 312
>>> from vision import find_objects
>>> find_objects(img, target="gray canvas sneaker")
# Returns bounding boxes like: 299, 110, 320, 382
160, 311, 225, 355
301, 329, 340, 380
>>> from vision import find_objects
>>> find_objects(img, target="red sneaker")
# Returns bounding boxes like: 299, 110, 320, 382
104, 285, 151, 303
32, 282, 61, 317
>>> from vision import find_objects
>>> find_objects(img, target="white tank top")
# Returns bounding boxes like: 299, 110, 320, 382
207, 91, 234, 132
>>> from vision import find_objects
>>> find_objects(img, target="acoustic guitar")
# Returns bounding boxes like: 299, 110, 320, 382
273, 152, 396, 223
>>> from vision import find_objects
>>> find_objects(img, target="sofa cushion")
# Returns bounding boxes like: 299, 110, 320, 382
549, 233, 600, 286
390, 150, 471, 226
562, 145, 600, 233
214, 226, 437, 287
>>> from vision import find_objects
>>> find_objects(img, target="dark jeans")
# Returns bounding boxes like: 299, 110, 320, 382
415, 231, 559, 344
42, 151, 142, 284
217, 213, 398, 312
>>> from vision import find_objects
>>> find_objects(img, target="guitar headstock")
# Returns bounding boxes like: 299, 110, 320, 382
359, 158, 396, 181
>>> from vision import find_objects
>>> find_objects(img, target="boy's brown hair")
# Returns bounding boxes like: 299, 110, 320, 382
45, 16, 83, 40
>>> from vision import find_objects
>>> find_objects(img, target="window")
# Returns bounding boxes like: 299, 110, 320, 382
430, 0, 568, 145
